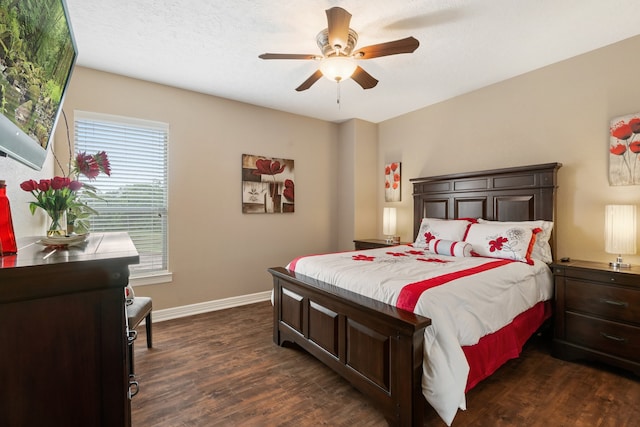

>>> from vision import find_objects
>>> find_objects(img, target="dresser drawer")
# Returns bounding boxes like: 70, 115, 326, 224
565, 279, 640, 324
565, 312, 640, 362
559, 267, 640, 287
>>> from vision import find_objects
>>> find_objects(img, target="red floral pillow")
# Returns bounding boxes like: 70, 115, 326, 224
477, 219, 553, 263
464, 223, 540, 264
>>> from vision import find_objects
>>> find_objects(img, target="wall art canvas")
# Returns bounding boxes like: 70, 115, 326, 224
609, 113, 640, 186
384, 162, 401, 202
242, 154, 295, 213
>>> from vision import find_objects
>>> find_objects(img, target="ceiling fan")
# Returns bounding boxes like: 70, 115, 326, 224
259, 7, 419, 92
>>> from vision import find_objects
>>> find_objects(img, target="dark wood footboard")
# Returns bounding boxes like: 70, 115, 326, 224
269, 267, 431, 426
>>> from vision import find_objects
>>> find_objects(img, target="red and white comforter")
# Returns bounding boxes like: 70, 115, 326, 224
287, 244, 553, 426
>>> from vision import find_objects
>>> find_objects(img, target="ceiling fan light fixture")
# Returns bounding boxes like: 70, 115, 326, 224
259, 7, 419, 92
316, 28, 358, 56
319, 56, 357, 82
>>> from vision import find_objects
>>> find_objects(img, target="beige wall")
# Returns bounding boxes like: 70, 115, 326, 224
48, 67, 339, 310
336, 119, 378, 251
353, 120, 378, 244
378, 35, 640, 266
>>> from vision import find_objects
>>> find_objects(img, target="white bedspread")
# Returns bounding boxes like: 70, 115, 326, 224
287, 245, 553, 426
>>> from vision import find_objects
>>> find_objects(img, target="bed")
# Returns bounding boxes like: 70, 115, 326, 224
268, 162, 561, 426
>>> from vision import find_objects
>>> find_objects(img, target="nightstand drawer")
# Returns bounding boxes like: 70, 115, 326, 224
565, 279, 640, 324
353, 239, 409, 250
558, 267, 639, 287
565, 312, 640, 361
355, 240, 388, 250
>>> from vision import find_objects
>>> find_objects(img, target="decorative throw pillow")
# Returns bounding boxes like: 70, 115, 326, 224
414, 218, 474, 248
429, 239, 473, 257
477, 219, 553, 263
464, 223, 540, 264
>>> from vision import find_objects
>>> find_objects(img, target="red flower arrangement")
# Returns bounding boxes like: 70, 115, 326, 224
73, 151, 111, 179
20, 151, 111, 236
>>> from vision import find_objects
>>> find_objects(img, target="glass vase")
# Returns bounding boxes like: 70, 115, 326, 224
47, 210, 68, 237
0, 180, 18, 255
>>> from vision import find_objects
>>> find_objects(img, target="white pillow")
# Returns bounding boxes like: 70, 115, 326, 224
464, 223, 540, 264
429, 239, 473, 257
414, 218, 474, 248
477, 219, 553, 263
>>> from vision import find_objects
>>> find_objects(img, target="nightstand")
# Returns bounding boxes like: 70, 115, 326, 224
353, 239, 408, 250
551, 260, 640, 375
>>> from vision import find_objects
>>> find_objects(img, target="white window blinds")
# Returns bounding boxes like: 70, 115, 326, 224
74, 111, 169, 277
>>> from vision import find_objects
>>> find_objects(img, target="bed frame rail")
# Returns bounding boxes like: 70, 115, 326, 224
269, 267, 431, 426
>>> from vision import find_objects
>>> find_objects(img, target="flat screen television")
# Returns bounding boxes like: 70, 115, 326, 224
0, 0, 77, 170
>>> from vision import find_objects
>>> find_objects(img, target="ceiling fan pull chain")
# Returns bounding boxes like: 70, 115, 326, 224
337, 81, 341, 108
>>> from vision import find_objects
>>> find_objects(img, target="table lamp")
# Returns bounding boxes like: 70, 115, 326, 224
383, 207, 398, 244
604, 204, 637, 268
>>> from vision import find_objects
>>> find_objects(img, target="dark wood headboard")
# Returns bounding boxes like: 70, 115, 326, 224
411, 163, 561, 254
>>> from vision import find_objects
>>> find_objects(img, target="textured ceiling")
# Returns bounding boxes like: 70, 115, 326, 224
65, 0, 640, 124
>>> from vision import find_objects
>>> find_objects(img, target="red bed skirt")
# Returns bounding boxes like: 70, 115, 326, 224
463, 300, 552, 392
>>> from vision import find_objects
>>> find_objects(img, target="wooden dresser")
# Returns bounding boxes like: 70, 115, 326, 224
551, 260, 640, 375
0, 232, 139, 427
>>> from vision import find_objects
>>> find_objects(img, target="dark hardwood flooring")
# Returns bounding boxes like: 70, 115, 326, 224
131, 301, 640, 426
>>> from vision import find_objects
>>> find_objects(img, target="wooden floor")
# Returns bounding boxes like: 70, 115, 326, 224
131, 301, 640, 426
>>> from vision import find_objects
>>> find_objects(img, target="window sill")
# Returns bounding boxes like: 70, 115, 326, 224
130, 271, 173, 287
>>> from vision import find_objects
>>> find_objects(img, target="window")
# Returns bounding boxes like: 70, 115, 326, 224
74, 111, 169, 280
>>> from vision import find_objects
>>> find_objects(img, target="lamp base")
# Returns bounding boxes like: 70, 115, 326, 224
610, 255, 631, 269
610, 261, 632, 269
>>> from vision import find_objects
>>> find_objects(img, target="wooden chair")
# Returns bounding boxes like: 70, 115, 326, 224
126, 296, 152, 375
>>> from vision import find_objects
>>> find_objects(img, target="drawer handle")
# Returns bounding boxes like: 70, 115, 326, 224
600, 332, 626, 342
128, 379, 139, 399
599, 298, 628, 308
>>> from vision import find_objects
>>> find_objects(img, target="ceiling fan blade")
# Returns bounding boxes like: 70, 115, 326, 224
353, 36, 419, 59
351, 66, 378, 89
326, 7, 352, 51
295, 70, 323, 91
259, 53, 317, 60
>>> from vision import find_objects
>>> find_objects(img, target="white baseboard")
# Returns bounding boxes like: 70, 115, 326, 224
150, 290, 272, 323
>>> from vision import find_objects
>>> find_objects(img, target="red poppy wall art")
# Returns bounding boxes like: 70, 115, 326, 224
385, 162, 401, 202
609, 113, 640, 186
242, 154, 295, 213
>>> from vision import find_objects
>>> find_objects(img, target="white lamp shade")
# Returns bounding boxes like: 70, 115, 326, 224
319, 56, 357, 82
383, 207, 397, 236
605, 204, 637, 255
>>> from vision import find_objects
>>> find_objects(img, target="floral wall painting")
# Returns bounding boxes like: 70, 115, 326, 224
242, 154, 295, 213
609, 113, 640, 186
384, 162, 401, 202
